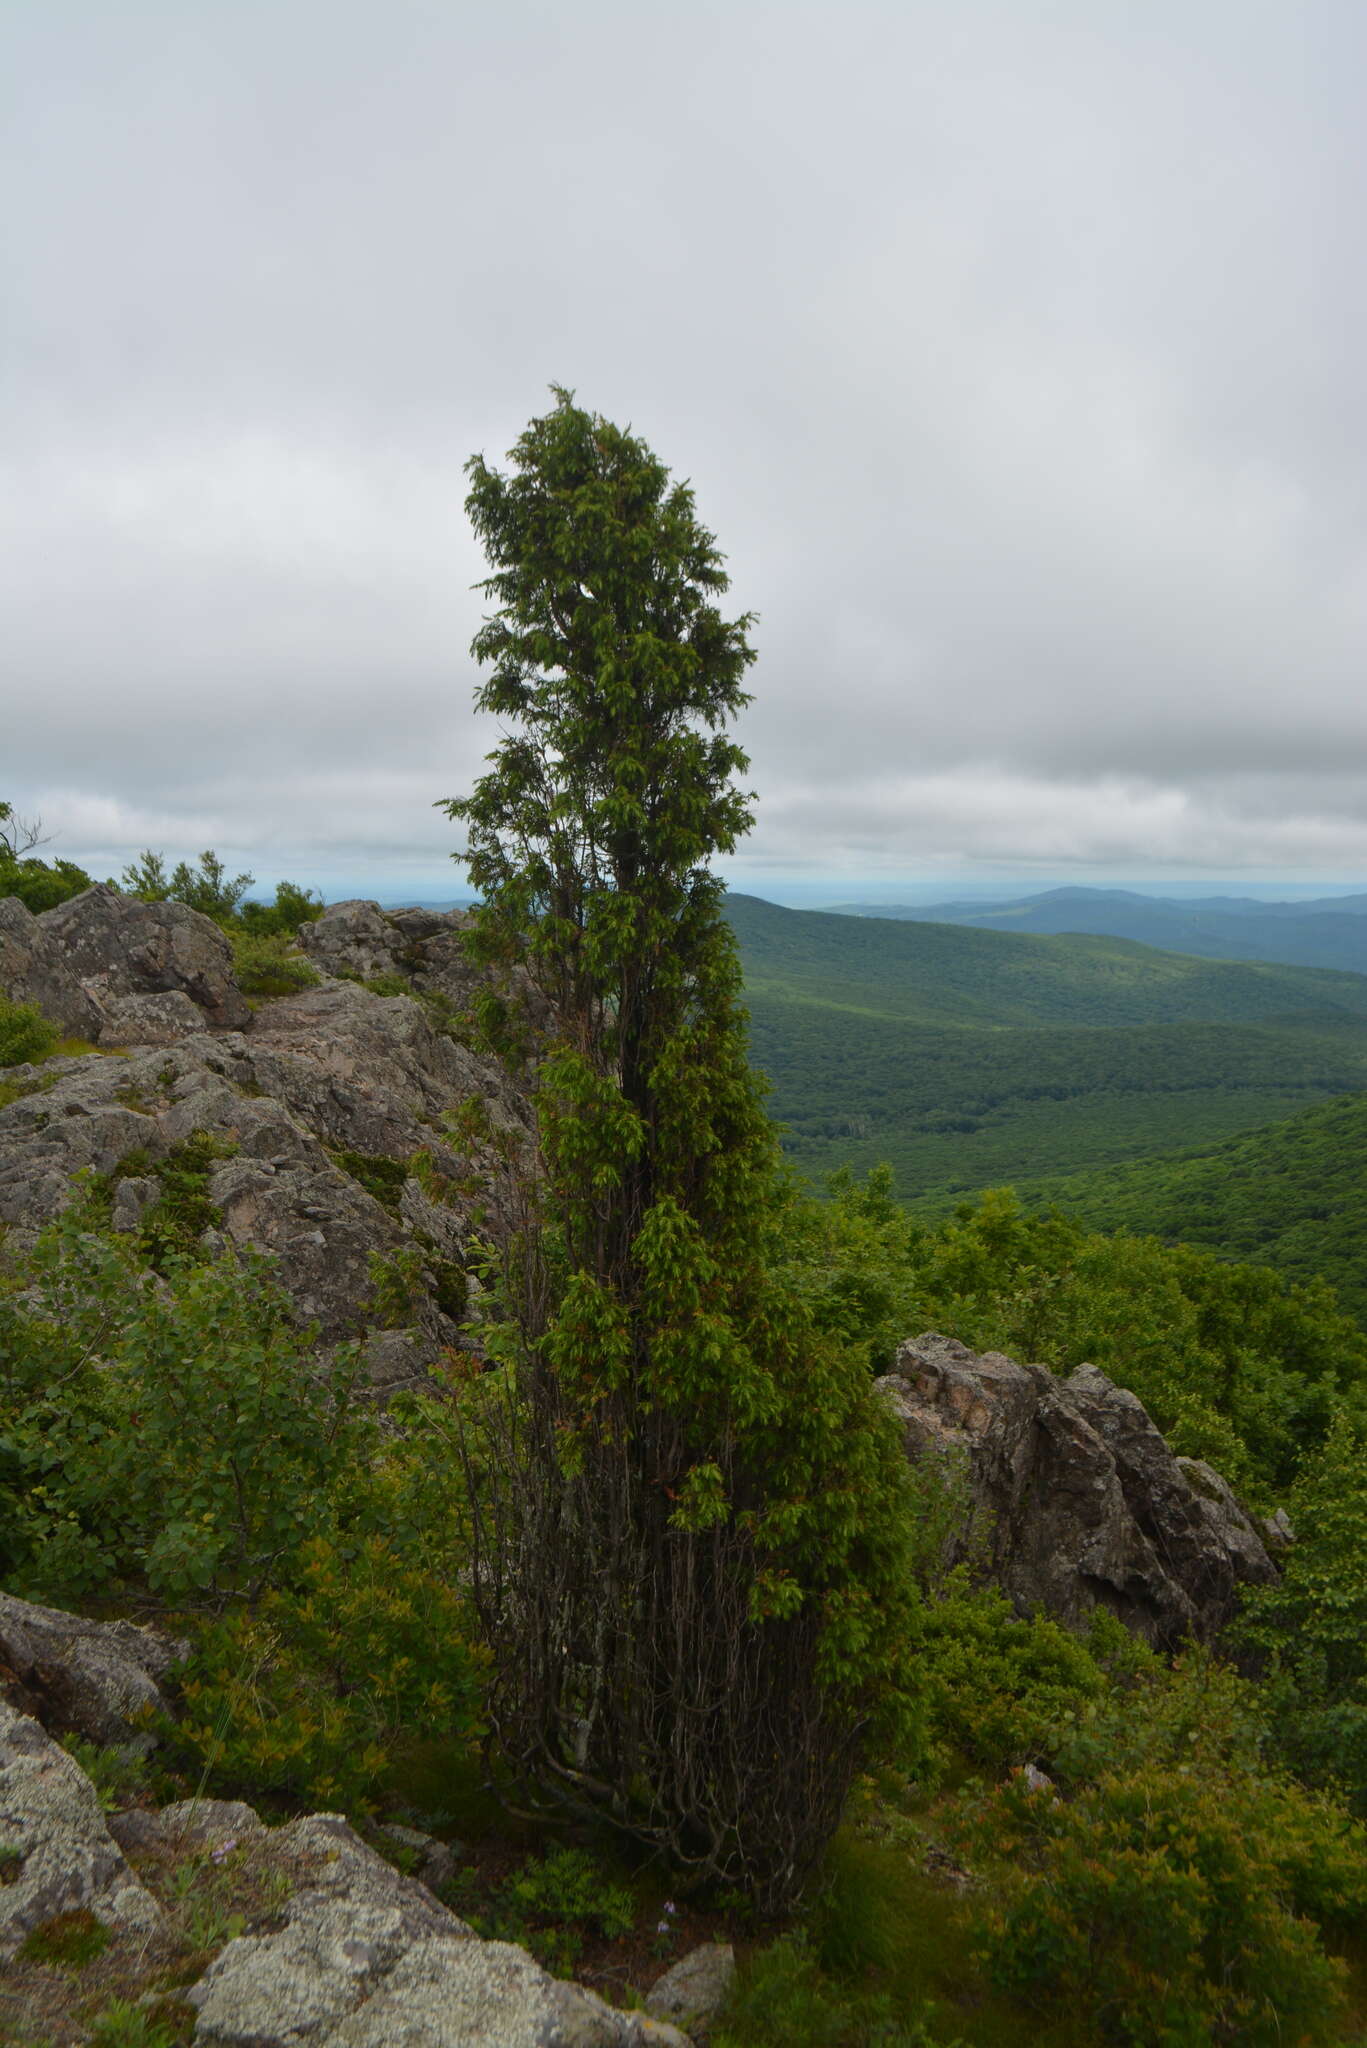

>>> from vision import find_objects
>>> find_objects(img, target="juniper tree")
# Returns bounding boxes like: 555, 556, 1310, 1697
441, 390, 919, 1903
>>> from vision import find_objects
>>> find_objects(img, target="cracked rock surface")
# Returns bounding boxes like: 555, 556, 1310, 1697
189, 1814, 691, 2048
0, 1700, 161, 1962
878, 1332, 1279, 1644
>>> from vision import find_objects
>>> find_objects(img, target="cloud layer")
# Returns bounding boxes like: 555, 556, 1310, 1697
7, 1, 1367, 892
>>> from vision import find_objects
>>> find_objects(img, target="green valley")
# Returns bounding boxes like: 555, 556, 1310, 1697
727, 894, 1367, 1208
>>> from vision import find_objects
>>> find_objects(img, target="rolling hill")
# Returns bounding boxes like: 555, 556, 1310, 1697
725, 895, 1367, 1204
1014, 1091, 1367, 1323
823, 886, 1367, 975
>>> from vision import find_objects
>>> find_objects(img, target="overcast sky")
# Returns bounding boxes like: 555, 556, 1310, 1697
7, 0, 1367, 902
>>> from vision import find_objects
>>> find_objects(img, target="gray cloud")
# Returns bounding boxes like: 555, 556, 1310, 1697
6, 0, 1367, 894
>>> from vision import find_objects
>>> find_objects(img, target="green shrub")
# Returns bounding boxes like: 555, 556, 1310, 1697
230, 928, 321, 999
0, 1215, 369, 1602
0, 852, 94, 912
238, 879, 324, 936
364, 1244, 428, 1327
713, 1932, 948, 2048
963, 1768, 1351, 2046
916, 1579, 1150, 1777
1240, 1411, 1367, 1809
170, 1534, 488, 1811
0, 994, 59, 1070
125, 1129, 236, 1271
332, 1149, 408, 1213
957, 1656, 1367, 2046
444, 1845, 637, 1978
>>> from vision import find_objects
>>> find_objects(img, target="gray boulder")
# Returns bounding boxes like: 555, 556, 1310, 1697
879, 1333, 1279, 1645
0, 1591, 185, 1754
99, 987, 208, 1046
189, 1813, 690, 2047
299, 898, 554, 1040
37, 883, 251, 1031
646, 1942, 735, 2040
0, 1699, 161, 1961
0, 894, 107, 1042
300, 900, 482, 1014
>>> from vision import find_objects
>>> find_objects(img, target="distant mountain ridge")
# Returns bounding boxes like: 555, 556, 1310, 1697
822, 886, 1367, 975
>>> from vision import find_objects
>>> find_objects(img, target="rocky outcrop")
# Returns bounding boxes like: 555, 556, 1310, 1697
188, 1812, 690, 2047
2, 885, 251, 1041
39, 883, 252, 1033
0, 1699, 162, 1961
0, 895, 107, 1041
4, 1721, 692, 2044
0, 977, 533, 1359
301, 900, 482, 1011
879, 1333, 1279, 1645
299, 898, 555, 1040
0, 1592, 185, 1754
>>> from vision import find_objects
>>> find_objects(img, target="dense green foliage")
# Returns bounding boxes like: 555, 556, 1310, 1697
0, 851, 95, 913
0, 1211, 367, 1601
229, 926, 322, 998
1241, 1414, 1367, 1811
442, 391, 920, 1903
1020, 1091, 1367, 1323
958, 1663, 1364, 2045
0, 1211, 487, 1808
0, 992, 60, 1069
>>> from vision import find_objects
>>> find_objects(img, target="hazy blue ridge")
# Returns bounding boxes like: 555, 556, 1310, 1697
819, 886, 1367, 975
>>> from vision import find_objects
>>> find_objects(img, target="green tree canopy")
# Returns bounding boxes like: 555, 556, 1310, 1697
441, 391, 919, 1903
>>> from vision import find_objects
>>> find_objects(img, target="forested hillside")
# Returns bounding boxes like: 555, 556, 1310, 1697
728, 895, 1367, 1202
729, 893, 1367, 1026
1018, 1090, 1367, 1323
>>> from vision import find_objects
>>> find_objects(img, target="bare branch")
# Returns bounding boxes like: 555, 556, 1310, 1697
0, 803, 53, 860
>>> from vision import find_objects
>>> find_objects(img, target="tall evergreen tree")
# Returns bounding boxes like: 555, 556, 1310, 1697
441, 390, 918, 1903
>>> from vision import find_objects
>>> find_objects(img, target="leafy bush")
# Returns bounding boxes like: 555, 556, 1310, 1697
1240, 1412, 1367, 1809
230, 928, 321, 999
238, 879, 324, 936
0, 994, 59, 1070
0, 852, 94, 912
0, 1215, 369, 1602
957, 1656, 1367, 2047
88, 1128, 238, 1272
916, 1578, 1153, 1776
170, 1534, 488, 1811
333, 1149, 409, 1213
963, 1770, 1351, 2045
713, 1932, 949, 2048
448, 1845, 637, 1975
